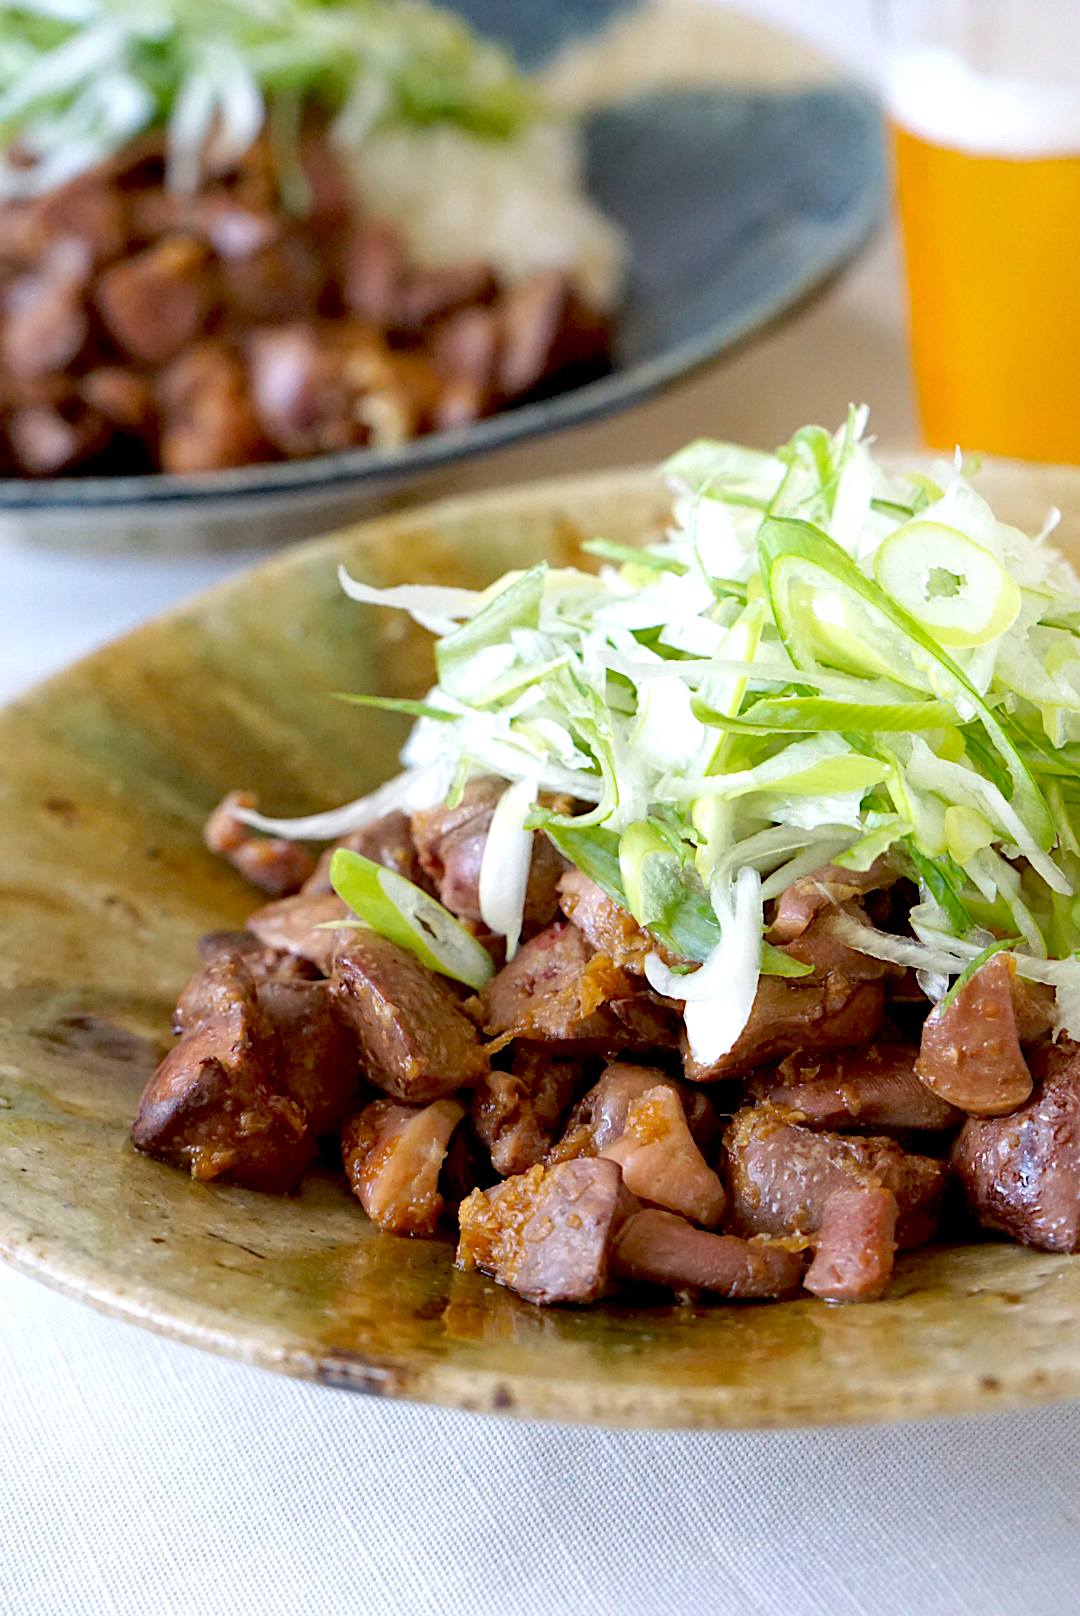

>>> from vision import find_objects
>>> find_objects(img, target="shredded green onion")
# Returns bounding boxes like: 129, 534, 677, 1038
263, 408, 1080, 1057
0, 0, 541, 200
330, 846, 495, 991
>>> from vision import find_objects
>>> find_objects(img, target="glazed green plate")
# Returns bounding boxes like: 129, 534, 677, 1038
5, 462, 1080, 1428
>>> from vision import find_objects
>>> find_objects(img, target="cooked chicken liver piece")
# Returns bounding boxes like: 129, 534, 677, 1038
773, 907, 901, 982
476, 920, 676, 1054
456, 1157, 634, 1305
202, 789, 315, 895
916, 954, 1033, 1116
682, 974, 886, 1083
951, 1041, 1080, 1252
342, 1096, 465, 1236
550, 1061, 718, 1163
556, 867, 674, 974
803, 1186, 899, 1302
613, 1209, 807, 1300
174, 943, 316, 1033
724, 1103, 947, 1250
410, 776, 567, 937
301, 810, 428, 896
768, 857, 898, 943
497, 270, 610, 399
471, 1044, 584, 1177
247, 891, 350, 976
257, 975, 359, 1135
1011, 974, 1057, 1046
2, 239, 91, 379
79, 367, 156, 438
158, 341, 271, 473
762, 1043, 962, 1131
132, 952, 316, 1192
168, 947, 356, 1133
392, 262, 497, 337
7, 398, 110, 475
600, 1084, 726, 1228
94, 233, 216, 364
219, 226, 325, 323
331, 929, 488, 1102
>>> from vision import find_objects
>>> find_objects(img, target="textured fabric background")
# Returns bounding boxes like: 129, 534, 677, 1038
3, 1264, 1079, 1616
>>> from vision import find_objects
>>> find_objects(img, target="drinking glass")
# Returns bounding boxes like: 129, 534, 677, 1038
881, 0, 1080, 461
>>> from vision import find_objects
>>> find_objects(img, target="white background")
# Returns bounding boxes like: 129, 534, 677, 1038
6, 5, 1078, 1615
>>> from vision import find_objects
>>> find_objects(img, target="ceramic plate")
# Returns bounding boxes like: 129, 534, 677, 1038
5, 461, 1080, 1428
0, 2, 883, 550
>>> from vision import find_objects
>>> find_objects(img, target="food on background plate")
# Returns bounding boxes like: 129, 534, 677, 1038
0, 0, 623, 476
134, 411, 1080, 1308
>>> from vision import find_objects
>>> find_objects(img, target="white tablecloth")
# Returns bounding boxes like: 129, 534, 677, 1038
3, 4, 1078, 1612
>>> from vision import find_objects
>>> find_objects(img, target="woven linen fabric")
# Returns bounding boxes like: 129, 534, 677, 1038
2, 1263, 1078, 1616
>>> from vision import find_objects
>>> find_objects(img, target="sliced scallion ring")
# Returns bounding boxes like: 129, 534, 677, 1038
330, 847, 495, 991
873, 520, 1021, 647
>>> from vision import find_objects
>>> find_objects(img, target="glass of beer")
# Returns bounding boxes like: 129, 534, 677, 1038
882, 0, 1080, 461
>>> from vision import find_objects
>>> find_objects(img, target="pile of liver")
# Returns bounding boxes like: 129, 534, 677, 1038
133, 777, 1077, 1310
0, 130, 611, 476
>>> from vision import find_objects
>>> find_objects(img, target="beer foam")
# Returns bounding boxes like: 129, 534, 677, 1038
886, 46, 1080, 157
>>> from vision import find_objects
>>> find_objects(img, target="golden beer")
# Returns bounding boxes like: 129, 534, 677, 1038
885, 27, 1080, 462
892, 124, 1080, 461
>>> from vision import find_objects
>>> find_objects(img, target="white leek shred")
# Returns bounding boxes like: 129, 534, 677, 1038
242, 408, 1080, 1033
236, 764, 445, 840
477, 777, 537, 960
644, 866, 762, 1066
337, 568, 484, 637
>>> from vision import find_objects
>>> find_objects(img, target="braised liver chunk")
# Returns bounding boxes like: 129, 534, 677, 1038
763, 1043, 961, 1131
774, 908, 901, 982
95, 234, 216, 363
550, 1061, 718, 1167
247, 891, 350, 975
79, 367, 156, 438
343, 1096, 465, 1236
556, 868, 663, 974
951, 1042, 1080, 1252
219, 226, 325, 322
202, 789, 315, 895
331, 930, 488, 1101
257, 975, 358, 1136
724, 1103, 946, 1250
302, 810, 427, 896
769, 857, 898, 942
456, 1157, 631, 1305
1011, 975, 1057, 1047
173, 945, 316, 1034
916, 954, 1032, 1116
393, 262, 496, 336
410, 776, 567, 936
600, 1084, 726, 1228
476, 920, 675, 1054
2, 240, 90, 378
341, 221, 404, 327
682, 974, 885, 1083
497, 270, 610, 399
471, 1044, 584, 1176
132, 953, 315, 1192
803, 1186, 899, 1302
158, 341, 271, 474
7, 398, 109, 474
613, 1209, 807, 1300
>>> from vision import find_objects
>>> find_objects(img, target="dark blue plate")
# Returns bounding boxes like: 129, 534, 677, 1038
0, 4, 884, 547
